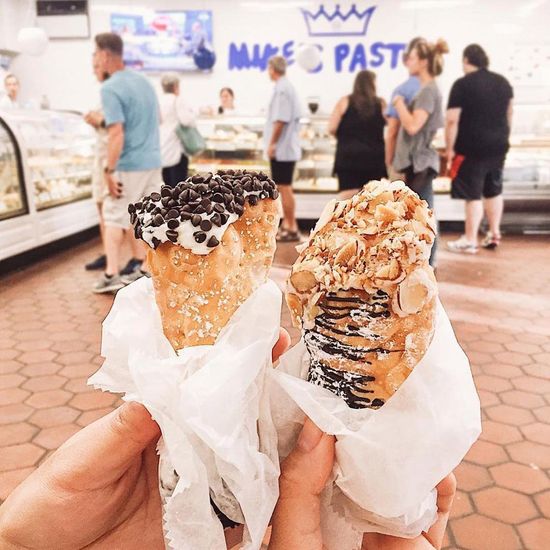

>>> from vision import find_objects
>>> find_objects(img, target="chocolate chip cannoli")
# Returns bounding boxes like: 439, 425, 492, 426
129, 169, 280, 350
286, 180, 438, 409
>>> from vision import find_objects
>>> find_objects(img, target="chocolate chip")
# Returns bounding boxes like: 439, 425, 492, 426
151, 192, 161, 201
191, 214, 202, 227
253, 180, 262, 191
130, 212, 137, 225
152, 236, 161, 248
371, 399, 385, 408
203, 173, 212, 184
191, 175, 204, 183
128, 203, 136, 214
220, 213, 229, 225
260, 191, 268, 199
223, 193, 233, 205
166, 209, 179, 219
205, 203, 214, 214
210, 213, 222, 226
235, 195, 245, 205
181, 189, 191, 202
212, 193, 224, 203
161, 197, 171, 207
182, 204, 192, 213
200, 198, 211, 208
213, 203, 225, 213
153, 213, 164, 226
248, 195, 259, 206
167, 218, 179, 229
243, 181, 253, 192
161, 187, 172, 197
188, 190, 200, 201
168, 199, 177, 207
194, 205, 206, 215
194, 231, 207, 243
200, 219, 212, 231
181, 212, 192, 221
196, 184, 208, 194
234, 205, 244, 216
135, 201, 142, 210
166, 230, 179, 242
271, 189, 279, 200
226, 202, 235, 214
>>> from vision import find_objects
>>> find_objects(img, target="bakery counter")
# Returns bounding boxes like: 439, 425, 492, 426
0, 109, 99, 261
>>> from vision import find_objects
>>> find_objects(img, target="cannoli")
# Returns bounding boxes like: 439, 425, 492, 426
286, 180, 437, 409
129, 169, 280, 350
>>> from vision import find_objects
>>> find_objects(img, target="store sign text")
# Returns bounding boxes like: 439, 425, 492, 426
228, 41, 407, 72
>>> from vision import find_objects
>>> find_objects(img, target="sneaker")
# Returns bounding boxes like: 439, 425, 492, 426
120, 269, 147, 285
120, 258, 143, 276
481, 232, 501, 250
92, 273, 125, 294
276, 229, 301, 243
85, 254, 106, 271
447, 236, 479, 254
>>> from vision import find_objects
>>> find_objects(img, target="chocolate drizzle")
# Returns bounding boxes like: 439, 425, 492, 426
304, 290, 395, 409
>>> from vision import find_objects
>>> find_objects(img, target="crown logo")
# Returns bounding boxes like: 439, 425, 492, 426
301, 4, 376, 37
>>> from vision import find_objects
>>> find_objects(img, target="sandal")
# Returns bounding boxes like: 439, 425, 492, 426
481, 232, 501, 250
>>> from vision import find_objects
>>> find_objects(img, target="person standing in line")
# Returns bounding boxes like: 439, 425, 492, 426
328, 70, 387, 199
84, 60, 110, 271
392, 38, 449, 268
0, 74, 21, 109
265, 55, 302, 242
159, 73, 195, 188
92, 32, 162, 294
445, 44, 514, 254
385, 38, 423, 178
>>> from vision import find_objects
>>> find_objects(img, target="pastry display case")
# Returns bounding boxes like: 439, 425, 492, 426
0, 117, 27, 221
0, 109, 99, 261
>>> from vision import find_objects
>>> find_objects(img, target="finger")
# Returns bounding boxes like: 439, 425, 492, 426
422, 473, 456, 549
272, 327, 291, 362
50, 402, 160, 489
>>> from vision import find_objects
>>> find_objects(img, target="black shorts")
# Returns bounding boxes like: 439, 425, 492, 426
452, 156, 504, 200
336, 167, 387, 191
270, 160, 295, 185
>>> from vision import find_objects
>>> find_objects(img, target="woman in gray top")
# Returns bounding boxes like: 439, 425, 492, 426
392, 38, 449, 267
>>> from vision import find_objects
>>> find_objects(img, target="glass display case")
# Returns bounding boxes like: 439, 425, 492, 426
0, 118, 27, 221
4, 110, 96, 210
189, 114, 338, 191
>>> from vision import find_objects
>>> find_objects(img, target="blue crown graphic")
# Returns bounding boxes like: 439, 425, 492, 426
301, 4, 376, 37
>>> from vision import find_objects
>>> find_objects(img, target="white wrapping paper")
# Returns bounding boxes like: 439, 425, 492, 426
89, 276, 283, 550
270, 300, 481, 549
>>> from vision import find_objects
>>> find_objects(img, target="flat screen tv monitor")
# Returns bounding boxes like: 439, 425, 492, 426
110, 10, 215, 72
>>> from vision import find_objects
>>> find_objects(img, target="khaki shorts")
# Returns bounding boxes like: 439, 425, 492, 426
102, 168, 162, 229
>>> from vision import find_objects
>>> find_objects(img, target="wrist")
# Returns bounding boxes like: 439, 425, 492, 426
104, 167, 115, 175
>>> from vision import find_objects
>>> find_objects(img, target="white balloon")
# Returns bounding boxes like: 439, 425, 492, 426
296, 44, 321, 72
17, 27, 49, 56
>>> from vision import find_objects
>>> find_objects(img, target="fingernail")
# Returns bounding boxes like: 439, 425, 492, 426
297, 418, 323, 452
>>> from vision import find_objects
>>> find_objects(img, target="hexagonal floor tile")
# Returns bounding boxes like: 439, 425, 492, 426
22, 375, 67, 393
0, 388, 31, 407
0, 422, 38, 447
69, 391, 118, 411
0, 374, 26, 390
472, 487, 538, 524
500, 390, 545, 409
518, 518, 550, 550
480, 420, 523, 445
464, 440, 508, 467
485, 404, 535, 426
0, 443, 46, 472
521, 422, 550, 446
25, 390, 72, 409
454, 462, 493, 492
490, 462, 550, 494
29, 406, 80, 429
449, 490, 473, 519
507, 440, 550, 469
450, 514, 521, 550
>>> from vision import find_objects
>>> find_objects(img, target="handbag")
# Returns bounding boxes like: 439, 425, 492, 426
175, 124, 206, 156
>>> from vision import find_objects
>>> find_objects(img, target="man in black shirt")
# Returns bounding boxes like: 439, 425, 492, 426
445, 44, 513, 254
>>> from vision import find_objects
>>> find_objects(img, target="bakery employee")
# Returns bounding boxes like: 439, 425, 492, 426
218, 87, 236, 115
0, 74, 21, 109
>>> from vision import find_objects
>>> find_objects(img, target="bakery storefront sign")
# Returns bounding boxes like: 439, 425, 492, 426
228, 4, 406, 72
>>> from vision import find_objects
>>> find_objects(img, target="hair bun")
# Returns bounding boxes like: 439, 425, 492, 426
434, 39, 449, 55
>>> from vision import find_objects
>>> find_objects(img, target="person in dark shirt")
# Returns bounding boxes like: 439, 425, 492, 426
445, 44, 513, 254
328, 70, 387, 199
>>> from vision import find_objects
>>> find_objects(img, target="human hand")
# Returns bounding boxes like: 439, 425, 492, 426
268, 142, 277, 160
84, 110, 104, 129
0, 329, 292, 550
106, 173, 123, 198
269, 418, 456, 550
445, 150, 455, 175
0, 402, 163, 550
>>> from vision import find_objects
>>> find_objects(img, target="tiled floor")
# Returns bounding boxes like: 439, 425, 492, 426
1, 233, 549, 549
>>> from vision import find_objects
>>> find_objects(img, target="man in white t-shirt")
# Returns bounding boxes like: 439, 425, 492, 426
0, 74, 21, 110
158, 73, 195, 187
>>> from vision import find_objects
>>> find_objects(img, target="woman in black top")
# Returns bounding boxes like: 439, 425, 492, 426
329, 70, 387, 198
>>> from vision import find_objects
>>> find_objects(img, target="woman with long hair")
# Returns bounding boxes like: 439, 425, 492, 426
392, 38, 449, 267
329, 70, 387, 199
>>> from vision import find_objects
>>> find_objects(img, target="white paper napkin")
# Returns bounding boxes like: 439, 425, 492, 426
89, 276, 283, 550
270, 300, 481, 549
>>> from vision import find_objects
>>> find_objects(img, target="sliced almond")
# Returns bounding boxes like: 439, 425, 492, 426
290, 270, 317, 292
334, 240, 357, 265
285, 292, 303, 318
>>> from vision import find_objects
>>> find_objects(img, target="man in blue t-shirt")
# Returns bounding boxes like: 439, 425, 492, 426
92, 33, 162, 294
385, 38, 422, 176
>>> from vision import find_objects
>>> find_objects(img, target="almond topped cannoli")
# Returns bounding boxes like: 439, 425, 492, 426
286, 180, 437, 409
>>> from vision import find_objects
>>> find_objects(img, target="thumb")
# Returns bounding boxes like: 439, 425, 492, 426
280, 418, 335, 498
52, 401, 161, 487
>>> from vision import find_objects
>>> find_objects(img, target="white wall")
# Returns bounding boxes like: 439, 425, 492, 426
5, 0, 550, 116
